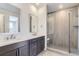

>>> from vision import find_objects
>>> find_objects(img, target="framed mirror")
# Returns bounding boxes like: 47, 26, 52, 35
29, 14, 38, 34
0, 4, 20, 33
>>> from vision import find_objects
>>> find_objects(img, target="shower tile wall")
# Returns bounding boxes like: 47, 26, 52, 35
54, 10, 69, 49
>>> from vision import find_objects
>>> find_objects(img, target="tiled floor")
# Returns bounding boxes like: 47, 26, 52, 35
48, 43, 69, 52
38, 50, 66, 56
38, 48, 77, 56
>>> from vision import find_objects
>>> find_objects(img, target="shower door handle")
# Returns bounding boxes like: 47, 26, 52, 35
73, 26, 79, 28
68, 12, 71, 53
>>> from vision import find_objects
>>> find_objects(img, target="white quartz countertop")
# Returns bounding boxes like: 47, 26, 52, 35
0, 34, 45, 47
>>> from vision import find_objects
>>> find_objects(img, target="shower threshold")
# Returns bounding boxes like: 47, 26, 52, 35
47, 47, 77, 56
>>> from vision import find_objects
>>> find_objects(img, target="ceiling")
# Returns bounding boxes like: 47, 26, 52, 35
47, 3, 79, 13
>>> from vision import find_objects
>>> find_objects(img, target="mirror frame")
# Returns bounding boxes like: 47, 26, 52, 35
29, 14, 38, 34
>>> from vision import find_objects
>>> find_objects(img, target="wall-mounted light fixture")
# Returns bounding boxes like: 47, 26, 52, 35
59, 4, 63, 9
35, 3, 40, 9
36, 3, 39, 6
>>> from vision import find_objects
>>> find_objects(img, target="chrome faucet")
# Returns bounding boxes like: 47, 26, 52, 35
10, 34, 13, 39
10, 34, 16, 39
6, 34, 16, 40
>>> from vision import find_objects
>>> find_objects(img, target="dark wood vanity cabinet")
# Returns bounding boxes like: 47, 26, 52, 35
0, 36, 45, 56
37, 37, 45, 54
29, 38, 38, 56
29, 36, 45, 56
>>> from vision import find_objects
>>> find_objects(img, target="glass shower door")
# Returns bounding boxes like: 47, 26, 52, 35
47, 9, 70, 52
69, 7, 79, 55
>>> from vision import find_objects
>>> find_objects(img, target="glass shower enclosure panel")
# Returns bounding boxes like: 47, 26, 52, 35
47, 9, 69, 52
47, 6, 79, 54
70, 7, 79, 55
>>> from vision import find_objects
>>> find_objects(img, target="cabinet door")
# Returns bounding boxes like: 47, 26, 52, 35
19, 41, 30, 56
1, 49, 17, 56
37, 37, 45, 54
29, 38, 38, 56
19, 45, 29, 56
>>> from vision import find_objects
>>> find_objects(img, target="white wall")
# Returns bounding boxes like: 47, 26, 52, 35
38, 5, 47, 35
0, 14, 4, 32
38, 4, 47, 50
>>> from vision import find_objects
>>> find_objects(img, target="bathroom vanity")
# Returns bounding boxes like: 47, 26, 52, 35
0, 36, 45, 56
0, 4, 45, 56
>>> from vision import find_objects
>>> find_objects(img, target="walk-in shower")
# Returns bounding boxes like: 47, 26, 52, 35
47, 3, 79, 55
